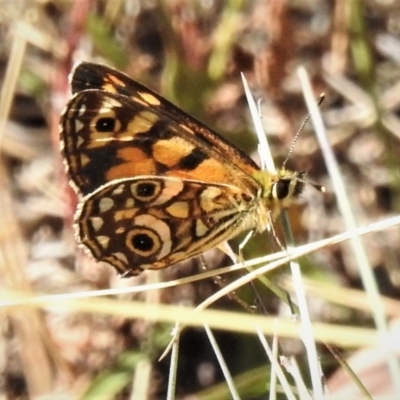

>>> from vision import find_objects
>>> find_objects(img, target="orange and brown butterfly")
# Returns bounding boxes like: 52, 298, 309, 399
60, 62, 305, 277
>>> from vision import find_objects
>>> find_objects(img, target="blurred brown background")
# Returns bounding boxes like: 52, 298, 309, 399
1, 1, 400, 399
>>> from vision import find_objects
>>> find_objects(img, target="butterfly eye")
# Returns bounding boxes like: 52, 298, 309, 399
273, 179, 290, 200
96, 117, 116, 132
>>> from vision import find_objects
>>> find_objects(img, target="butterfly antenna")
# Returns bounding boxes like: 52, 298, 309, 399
282, 93, 325, 169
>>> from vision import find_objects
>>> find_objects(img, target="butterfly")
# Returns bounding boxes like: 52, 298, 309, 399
60, 62, 305, 277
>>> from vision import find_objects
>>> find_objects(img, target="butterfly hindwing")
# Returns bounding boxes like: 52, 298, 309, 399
77, 176, 254, 276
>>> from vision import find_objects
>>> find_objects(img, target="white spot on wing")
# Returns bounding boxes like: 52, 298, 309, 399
75, 119, 84, 133
151, 178, 184, 206
111, 184, 125, 196
90, 216, 104, 231
78, 104, 86, 117
195, 220, 208, 237
200, 186, 222, 212
97, 235, 110, 248
99, 197, 114, 212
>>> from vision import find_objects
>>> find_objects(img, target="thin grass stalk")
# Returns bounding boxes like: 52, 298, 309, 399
297, 66, 389, 398
203, 323, 241, 400
256, 327, 297, 400
166, 322, 180, 400
242, 72, 323, 398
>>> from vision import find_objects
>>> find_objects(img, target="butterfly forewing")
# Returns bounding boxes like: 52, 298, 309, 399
61, 87, 260, 196
70, 62, 261, 175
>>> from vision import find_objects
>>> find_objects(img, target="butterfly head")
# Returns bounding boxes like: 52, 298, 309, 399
270, 169, 306, 209
252, 168, 324, 228
247, 169, 306, 231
